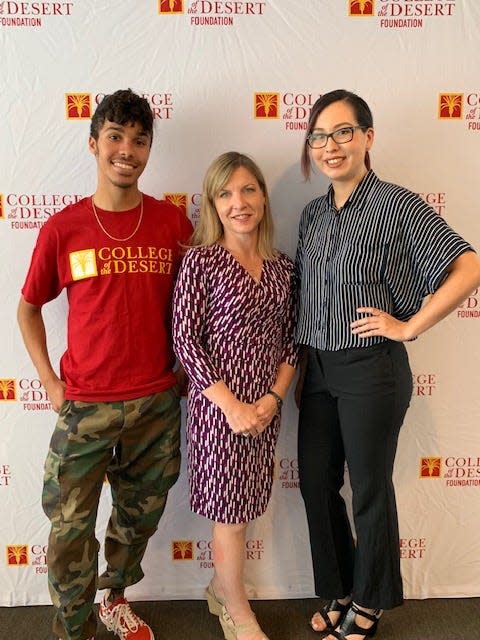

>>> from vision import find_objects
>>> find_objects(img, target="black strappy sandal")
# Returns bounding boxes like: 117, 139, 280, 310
329, 603, 382, 639
310, 599, 350, 633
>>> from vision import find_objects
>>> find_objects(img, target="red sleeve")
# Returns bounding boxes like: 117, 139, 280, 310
21, 220, 64, 305
180, 208, 194, 246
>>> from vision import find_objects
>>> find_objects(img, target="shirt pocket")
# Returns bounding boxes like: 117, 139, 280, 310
337, 241, 389, 285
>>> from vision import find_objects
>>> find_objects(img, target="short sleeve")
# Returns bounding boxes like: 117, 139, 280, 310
400, 193, 474, 295
21, 220, 64, 305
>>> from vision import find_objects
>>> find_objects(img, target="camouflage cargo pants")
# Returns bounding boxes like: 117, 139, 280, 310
42, 388, 181, 640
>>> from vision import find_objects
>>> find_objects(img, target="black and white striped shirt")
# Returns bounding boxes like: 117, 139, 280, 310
295, 170, 473, 351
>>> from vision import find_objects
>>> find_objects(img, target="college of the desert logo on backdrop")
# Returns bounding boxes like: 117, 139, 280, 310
172, 538, 264, 568
400, 537, 427, 559
1, 192, 83, 230
159, 0, 266, 27
0, 464, 12, 487
348, 0, 374, 16
18, 378, 53, 411
348, 0, 457, 30
0, 1, 75, 28
438, 91, 480, 133
277, 457, 299, 489
0, 378, 53, 411
417, 191, 446, 216
164, 192, 201, 224
412, 373, 437, 397
66, 93, 92, 120
158, 0, 184, 14
457, 288, 479, 319
6, 544, 48, 573
6, 545, 28, 566
66, 92, 175, 121
420, 456, 480, 487
164, 193, 188, 217
254, 91, 322, 132
0, 379, 16, 401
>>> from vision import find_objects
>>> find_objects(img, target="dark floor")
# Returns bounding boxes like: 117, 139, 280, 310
1, 597, 479, 639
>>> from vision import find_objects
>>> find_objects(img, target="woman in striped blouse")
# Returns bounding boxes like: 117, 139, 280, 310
295, 89, 480, 640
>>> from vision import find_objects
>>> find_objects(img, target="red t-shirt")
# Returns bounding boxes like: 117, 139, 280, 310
22, 194, 193, 401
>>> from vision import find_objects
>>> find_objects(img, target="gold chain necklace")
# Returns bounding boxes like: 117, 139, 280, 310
91, 194, 143, 242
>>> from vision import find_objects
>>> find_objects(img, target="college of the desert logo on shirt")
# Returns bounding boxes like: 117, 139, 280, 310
348, 0, 457, 30
0, 1, 75, 28
158, 0, 266, 27
70, 249, 98, 281
66, 92, 175, 121
69, 245, 178, 279
254, 90, 323, 132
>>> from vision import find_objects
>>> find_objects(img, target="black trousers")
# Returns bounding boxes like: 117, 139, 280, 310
298, 341, 412, 609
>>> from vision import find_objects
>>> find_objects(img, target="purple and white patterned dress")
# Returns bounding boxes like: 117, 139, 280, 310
173, 244, 297, 523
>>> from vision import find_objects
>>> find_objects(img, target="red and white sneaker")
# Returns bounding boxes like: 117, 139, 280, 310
99, 594, 154, 640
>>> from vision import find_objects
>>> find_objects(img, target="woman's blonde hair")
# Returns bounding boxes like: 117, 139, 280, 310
190, 151, 277, 260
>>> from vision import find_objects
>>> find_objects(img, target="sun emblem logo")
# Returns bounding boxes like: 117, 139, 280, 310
254, 93, 280, 119
6, 545, 29, 566
349, 0, 374, 16
420, 457, 442, 478
438, 93, 463, 119
172, 540, 194, 560
159, 0, 183, 14
66, 93, 92, 119
164, 193, 188, 216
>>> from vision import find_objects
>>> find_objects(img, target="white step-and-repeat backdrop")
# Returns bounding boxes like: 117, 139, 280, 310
1, 0, 479, 606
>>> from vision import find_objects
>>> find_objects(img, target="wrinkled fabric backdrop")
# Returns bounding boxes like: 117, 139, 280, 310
1, 0, 479, 606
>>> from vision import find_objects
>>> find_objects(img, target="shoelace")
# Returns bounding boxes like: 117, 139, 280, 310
107, 601, 141, 633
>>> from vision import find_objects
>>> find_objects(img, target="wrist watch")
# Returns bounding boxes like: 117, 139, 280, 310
267, 390, 283, 414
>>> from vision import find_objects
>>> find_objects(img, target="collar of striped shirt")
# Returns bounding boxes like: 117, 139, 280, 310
325, 168, 377, 213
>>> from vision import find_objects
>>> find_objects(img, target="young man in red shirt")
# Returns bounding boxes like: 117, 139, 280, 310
17, 89, 192, 640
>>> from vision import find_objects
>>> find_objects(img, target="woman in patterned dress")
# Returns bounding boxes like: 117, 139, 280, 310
173, 152, 297, 640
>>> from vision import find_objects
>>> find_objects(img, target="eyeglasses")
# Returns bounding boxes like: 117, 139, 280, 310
307, 125, 367, 149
